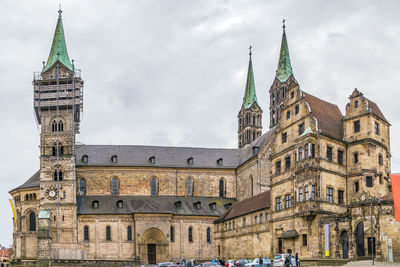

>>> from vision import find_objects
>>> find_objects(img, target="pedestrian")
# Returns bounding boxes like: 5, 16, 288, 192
288, 252, 293, 267
259, 256, 263, 265
284, 255, 290, 267
295, 252, 299, 267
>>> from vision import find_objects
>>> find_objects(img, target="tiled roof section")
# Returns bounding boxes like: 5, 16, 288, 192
77, 195, 235, 216
238, 129, 274, 166
303, 92, 343, 139
10, 170, 40, 192
75, 129, 274, 168
380, 192, 393, 202
366, 98, 388, 123
216, 190, 270, 222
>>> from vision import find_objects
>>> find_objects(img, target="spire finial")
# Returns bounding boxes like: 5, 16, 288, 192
282, 18, 286, 31
249, 45, 252, 58
58, 4, 62, 16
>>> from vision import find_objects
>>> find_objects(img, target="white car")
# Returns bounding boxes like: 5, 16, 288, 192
243, 258, 271, 267
272, 254, 296, 267
226, 260, 236, 267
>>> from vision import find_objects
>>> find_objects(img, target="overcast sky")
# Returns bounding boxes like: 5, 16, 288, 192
0, 0, 399, 247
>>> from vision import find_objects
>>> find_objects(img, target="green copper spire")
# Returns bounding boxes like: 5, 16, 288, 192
242, 46, 258, 109
42, 9, 73, 73
276, 20, 293, 82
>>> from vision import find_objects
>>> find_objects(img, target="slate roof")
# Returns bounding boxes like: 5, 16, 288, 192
77, 195, 235, 216
215, 190, 270, 222
303, 92, 344, 139
75, 129, 274, 169
10, 170, 40, 192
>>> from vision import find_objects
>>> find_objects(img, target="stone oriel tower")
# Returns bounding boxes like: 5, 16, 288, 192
238, 48, 262, 148
33, 9, 83, 247
269, 22, 298, 128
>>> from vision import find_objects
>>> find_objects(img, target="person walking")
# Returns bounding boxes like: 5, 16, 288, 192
284, 255, 290, 267
295, 252, 300, 267
259, 256, 263, 265
288, 252, 293, 267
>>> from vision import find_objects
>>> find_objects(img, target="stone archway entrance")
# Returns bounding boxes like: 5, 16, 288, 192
340, 231, 349, 259
355, 222, 365, 257
140, 228, 168, 264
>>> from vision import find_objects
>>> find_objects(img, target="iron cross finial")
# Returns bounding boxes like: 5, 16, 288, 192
249, 45, 252, 58
282, 18, 286, 30
58, 3, 62, 15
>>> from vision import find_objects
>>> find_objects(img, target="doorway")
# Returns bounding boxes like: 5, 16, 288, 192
278, 238, 283, 254
368, 237, 376, 256
340, 231, 349, 259
148, 244, 156, 264
355, 222, 365, 257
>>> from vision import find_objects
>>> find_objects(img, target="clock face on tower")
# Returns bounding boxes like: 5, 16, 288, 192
45, 186, 58, 201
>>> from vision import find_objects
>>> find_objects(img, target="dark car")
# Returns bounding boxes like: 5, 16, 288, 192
235, 259, 251, 267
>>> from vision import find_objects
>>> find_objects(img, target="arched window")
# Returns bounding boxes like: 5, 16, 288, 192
58, 121, 64, 132
25, 194, 28, 201
52, 121, 57, 132
33, 193, 36, 200
29, 212, 36, 231
106, 226, 111, 241
170, 226, 175, 242
127, 226, 132, 241
186, 177, 193, 196
54, 170, 63, 181
188, 226, 193, 243
79, 179, 86, 195
219, 179, 225, 198
84, 225, 89, 241
111, 177, 119, 195
206, 227, 211, 243
92, 200, 99, 209
116, 200, 124, 208
151, 177, 157, 195
253, 115, 256, 126
250, 175, 254, 196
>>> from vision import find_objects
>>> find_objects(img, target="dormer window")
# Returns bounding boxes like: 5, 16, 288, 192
92, 200, 99, 209
187, 157, 193, 165
194, 201, 201, 210
111, 155, 118, 163
224, 203, 232, 209
209, 202, 217, 210
252, 146, 259, 154
82, 155, 89, 163
217, 158, 223, 166
174, 201, 182, 208
149, 156, 156, 164
116, 200, 124, 208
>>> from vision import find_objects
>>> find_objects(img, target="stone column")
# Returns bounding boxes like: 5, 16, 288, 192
37, 210, 51, 267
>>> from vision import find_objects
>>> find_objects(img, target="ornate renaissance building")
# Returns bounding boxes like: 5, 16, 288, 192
9, 11, 399, 265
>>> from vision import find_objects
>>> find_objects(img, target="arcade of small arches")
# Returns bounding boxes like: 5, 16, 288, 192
238, 113, 262, 131
51, 120, 64, 132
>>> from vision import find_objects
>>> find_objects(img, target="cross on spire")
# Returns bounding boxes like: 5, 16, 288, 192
282, 18, 286, 31
249, 45, 252, 58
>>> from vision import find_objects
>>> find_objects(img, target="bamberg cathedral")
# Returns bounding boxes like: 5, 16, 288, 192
9, 10, 400, 265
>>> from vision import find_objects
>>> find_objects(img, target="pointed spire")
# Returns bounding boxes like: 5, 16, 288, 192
242, 46, 258, 109
276, 19, 293, 82
42, 8, 73, 73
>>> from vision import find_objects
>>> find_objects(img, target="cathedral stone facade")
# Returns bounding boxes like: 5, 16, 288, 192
9, 11, 399, 265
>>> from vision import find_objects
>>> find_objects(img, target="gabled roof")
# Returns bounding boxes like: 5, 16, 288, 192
366, 97, 388, 123
10, 170, 40, 192
78, 195, 234, 216
216, 190, 270, 222
303, 92, 343, 139
75, 129, 275, 169
42, 10, 73, 73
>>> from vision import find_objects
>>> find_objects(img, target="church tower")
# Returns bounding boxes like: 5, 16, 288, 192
269, 21, 298, 128
33, 9, 83, 246
238, 48, 262, 148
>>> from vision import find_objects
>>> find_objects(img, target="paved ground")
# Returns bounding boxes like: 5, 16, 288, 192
320, 260, 399, 267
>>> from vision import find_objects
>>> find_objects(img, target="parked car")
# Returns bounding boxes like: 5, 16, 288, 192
195, 262, 223, 267
272, 254, 296, 267
225, 260, 236, 267
235, 259, 251, 267
159, 262, 175, 267
243, 257, 271, 267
